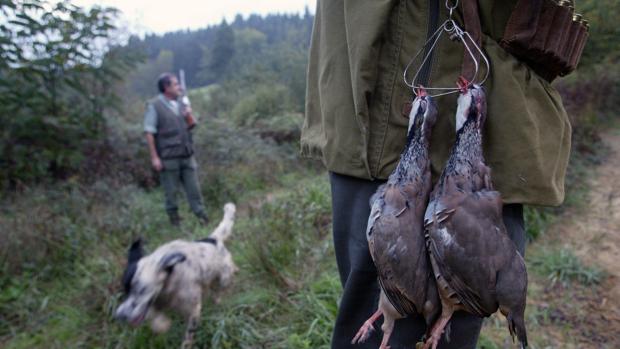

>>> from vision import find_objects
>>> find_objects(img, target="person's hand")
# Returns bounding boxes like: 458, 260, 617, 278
182, 106, 193, 117
151, 156, 163, 172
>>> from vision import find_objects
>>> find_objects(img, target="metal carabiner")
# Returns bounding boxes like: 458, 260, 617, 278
446, 0, 459, 18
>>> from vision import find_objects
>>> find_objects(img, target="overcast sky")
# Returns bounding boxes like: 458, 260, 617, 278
72, 0, 317, 35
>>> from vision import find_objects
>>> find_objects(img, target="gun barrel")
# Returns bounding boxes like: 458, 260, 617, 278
179, 69, 187, 93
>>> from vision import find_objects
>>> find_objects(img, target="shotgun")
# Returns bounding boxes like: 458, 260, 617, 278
179, 69, 196, 129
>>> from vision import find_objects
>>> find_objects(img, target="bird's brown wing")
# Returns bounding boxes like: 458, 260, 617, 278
427, 189, 515, 317
370, 183, 429, 315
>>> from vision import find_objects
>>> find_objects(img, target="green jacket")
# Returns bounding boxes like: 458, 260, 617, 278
301, 0, 571, 206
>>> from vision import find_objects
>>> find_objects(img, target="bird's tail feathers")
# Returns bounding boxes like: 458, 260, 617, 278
507, 312, 528, 348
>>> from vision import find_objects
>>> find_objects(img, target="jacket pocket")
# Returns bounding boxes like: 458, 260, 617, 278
158, 134, 182, 149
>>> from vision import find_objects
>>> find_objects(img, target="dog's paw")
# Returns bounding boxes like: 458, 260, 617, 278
150, 314, 172, 333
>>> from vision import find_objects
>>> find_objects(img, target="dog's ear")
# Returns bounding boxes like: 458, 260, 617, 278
159, 252, 186, 273
127, 238, 144, 264
122, 263, 138, 294
122, 238, 144, 295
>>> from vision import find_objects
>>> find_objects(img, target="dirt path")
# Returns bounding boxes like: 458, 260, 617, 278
481, 129, 620, 348
540, 129, 620, 347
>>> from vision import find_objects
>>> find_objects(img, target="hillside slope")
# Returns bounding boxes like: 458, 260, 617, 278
480, 127, 620, 349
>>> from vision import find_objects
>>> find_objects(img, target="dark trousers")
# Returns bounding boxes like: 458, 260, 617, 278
329, 172, 526, 349
160, 156, 206, 217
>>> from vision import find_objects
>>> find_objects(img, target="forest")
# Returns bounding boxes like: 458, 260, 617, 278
1, 0, 619, 348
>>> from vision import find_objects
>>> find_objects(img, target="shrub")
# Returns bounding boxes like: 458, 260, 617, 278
530, 247, 605, 286
230, 84, 294, 127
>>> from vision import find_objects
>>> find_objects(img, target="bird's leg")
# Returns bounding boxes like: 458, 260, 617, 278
422, 309, 453, 349
351, 309, 383, 344
379, 314, 395, 349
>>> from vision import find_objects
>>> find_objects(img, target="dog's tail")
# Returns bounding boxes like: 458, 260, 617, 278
209, 203, 236, 242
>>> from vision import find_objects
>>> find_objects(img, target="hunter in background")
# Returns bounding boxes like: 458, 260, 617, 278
144, 72, 208, 227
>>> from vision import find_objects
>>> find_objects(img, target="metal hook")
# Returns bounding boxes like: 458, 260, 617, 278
403, 9, 490, 97
446, 0, 459, 18
460, 29, 490, 86
403, 23, 444, 91
446, 0, 459, 10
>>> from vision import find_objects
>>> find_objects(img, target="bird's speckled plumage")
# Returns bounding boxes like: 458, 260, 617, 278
352, 91, 440, 348
422, 84, 528, 349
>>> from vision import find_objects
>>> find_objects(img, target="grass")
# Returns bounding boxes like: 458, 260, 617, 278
477, 69, 619, 348
530, 247, 605, 287
0, 171, 336, 349
523, 206, 554, 241
2, 63, 619, 348
1, 133, 613, 348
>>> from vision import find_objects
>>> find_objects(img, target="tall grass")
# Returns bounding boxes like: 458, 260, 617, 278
0, 170, 335, 348
530, 247, 605, 286
2, 54, 618, 349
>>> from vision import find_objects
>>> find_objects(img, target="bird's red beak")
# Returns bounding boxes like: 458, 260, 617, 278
456, 76, 469, 93
415, 85, 427, 97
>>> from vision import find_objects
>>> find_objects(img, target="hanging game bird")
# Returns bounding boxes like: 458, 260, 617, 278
352, 89, 440, 349
422, 80, 528, 349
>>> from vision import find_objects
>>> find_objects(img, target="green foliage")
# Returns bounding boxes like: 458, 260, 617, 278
126, 50, 174, 97
0, 173, 334, 348
523, 64, 619, 244
128, 12, 313, 112
240, 178, 331, 290
200, 21, 235, 84
476, 335, 501, 349
553, 64, 619, 209
231, 83, 293, 127
0, 0, 141, 188
524, 206, 554, 241
575, 0, 620, 67
185, 112, 306, 209
1, 2, 617, 347
191, 177, 335, 349
192, 83, 238, 119
530, 247, 605, 286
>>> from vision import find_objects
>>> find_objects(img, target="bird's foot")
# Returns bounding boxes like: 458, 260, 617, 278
351, 309, 383, 344
421, 336, 441, 349
421, 338, 433, 349
422, 314, 452, 349
351, 319, 375, 344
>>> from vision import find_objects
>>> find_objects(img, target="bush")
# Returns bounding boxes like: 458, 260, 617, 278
530, 247, 605, 286
230, 84, 294, 127
0, 1, 140, 188
556, 63, 620, 147
524, 206, 554, 241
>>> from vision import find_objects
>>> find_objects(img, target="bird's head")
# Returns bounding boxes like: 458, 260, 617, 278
455, 77, 486, 132
408, 87, 438, 138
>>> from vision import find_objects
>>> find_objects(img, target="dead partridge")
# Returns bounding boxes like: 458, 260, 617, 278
422, 79, 528, 349
352, 88, 440, 349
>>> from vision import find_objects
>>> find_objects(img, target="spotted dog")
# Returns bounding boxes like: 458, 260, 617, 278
115, 203, 238, 349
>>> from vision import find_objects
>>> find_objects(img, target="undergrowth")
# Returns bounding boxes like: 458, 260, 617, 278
0, 175, 335, 348
480, 63, 619, 348
522, 64, 618, 241
1, 59, 618, 349
530, 247, 605, 286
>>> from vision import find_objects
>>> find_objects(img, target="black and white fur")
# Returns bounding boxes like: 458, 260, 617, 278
115, 203, 238, 349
